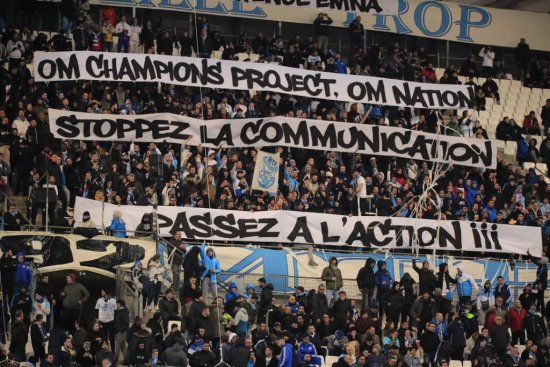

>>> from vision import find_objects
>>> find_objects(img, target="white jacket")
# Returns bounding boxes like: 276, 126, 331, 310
478, 48, 495, 67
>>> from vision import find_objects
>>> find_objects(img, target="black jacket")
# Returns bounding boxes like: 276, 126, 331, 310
31, 322, 46, 348
260, 284, 274, 312
311, 292, 329, 321
115, 307, 130, 333
10, 319, 28, 354
420, 330, 439, 354
412, 259, 436, 295
159, 297, 180, 318
224, 343, 250, 367
356, 258, 376, 290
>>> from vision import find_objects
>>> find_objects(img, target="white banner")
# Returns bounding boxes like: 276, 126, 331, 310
251, 150, 280, 193
74, 197, 541, 255
34, 52, 473, 109
236, 0, 398, 15
48, 109, 496, 169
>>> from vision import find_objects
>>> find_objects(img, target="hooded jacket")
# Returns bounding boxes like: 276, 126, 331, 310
455, 266, 479, 297
375, 260, 392, 290
412, 258, 436, 295
356, 258, 376, 290
14, 252, 32, 289
183, 246, 203, 279
321, 257, 343, 290
200, 242, 221, 282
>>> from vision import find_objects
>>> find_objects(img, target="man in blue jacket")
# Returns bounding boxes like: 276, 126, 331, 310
375, 260, 392, 319
14, 252, 32, 293
276, 335, 294, 367
200, 243, 221, 302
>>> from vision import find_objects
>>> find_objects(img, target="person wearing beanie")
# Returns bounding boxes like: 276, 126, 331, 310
60, 272, 90, 333
14, 251, 32, 292
74, 211, 100, 238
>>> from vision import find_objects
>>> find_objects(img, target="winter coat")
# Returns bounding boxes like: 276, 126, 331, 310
62, 282, 90, 310
412, 259, 436, 295
162, 343, 188, 366
199, 243, 221, 282
278, 342, 294, 367
159, 297, 179, 319
455, 269, 478, 297
14, 252, 32, 289
106, 217, 126, 238
321, 257, 343, 290
446, 319, 466, 346
312, 292, 329, 321
375, 261, 392, 291
183, 246, 203, 280
356, 258, 376, 290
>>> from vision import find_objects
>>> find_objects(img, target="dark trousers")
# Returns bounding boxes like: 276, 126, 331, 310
511, 330, 525, 346
101, 320, 116, 349
33, 344, 46, 363
61, 308, 81, 333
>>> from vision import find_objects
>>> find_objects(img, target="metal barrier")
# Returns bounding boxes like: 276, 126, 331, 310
115, 266, 144, 322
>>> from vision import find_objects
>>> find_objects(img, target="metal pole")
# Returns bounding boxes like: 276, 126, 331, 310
45, 171, 49, 232
445, 40, 450, 69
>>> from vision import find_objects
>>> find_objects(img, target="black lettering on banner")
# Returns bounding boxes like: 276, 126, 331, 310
287, 216, 314, 243
94, 119, 117, 138
132, 58, 155, 80
117, 118, 135, 139
381, 129, 411, 154
158, 213, 173, 231
257, 218, 280, 237
134, 119, 153, 138
55, 115, 80, 138
212, 214, 239, 238
310, 124, 337, 148
241, 119, 262, 145
38, 54, 80, 80
437, 221, 462, 249
366, 220, 392, 247
117, 57, 136, 80
189, 213, 213, 237
490, 224, 502, 250
86, 54, 103, 78
201, 123, 234, 146
321, 221, 339, 242
169, 212, 194, 237
237, 218, 260, 238
470, 222, 502, 250
345, 221, 369, 245
417, 226, 437, 247
281, 120, 310, 146
406, 135, 430, 160
154, 120, 171, 138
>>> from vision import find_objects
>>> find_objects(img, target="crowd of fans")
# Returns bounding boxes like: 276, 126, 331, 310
0, 16, 549, 236
0, 3, 548, 367
1, 238, 550, 367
